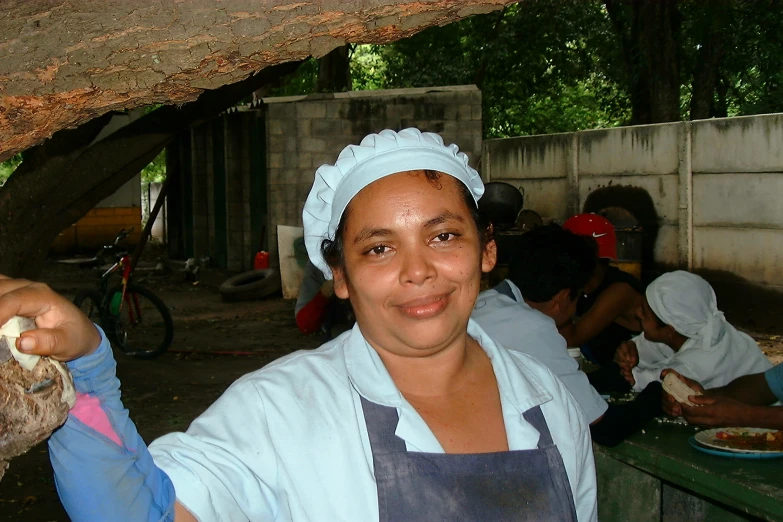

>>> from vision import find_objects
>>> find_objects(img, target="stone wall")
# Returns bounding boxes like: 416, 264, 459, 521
264, 85, 483, 266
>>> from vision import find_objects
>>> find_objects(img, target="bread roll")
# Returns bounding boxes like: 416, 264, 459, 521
662, 373, 702, 406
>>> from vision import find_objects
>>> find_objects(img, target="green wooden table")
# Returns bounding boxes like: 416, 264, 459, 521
595, 422, 783, 521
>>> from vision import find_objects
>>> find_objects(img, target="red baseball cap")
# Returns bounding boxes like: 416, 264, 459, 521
563, 214, 617, 260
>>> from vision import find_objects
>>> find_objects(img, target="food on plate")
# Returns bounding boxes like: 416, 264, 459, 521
711, 429, 783, 452
662, 372, 702, 406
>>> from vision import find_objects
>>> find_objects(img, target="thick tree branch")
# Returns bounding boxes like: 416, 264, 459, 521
0, 0, 518, 161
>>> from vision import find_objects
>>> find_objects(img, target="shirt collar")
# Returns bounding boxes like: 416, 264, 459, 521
344, 316, 552, 422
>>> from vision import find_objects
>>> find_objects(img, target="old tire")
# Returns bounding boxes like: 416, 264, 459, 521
219, 268, 282, 302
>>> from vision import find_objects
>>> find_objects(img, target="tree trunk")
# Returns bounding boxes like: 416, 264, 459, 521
605, 0, 682, 124
689, 1, 730, 121
0, 0, 518, 162
317, 45, 352, 92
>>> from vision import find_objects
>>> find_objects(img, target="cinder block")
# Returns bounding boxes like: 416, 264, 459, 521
297, 118, 311, 136
301, 138, 327, 153
311, 119, 339, 136
283, 152, 299, 169
268, 119, 285, 135
284, 136, 298, 152
326, 103, 344, 119
296, 102, 327, 119
268, 153, 284, 169
298, 153, 313, 170
268, 135, 285, 152
267, 167, 284, 183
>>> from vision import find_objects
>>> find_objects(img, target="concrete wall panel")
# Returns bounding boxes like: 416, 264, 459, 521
578, 174, 680, 225
692, 114, 783, 173
693, 227, 783, 286
484, 134, 571, 181
579, 124, 680, 177
693, 173, 783, 228
654, 224, 680, 267
490, 177, 569, 221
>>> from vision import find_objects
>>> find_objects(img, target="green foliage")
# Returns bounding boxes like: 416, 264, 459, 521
370, 1, 629, 137
268, 58, 320, 97
141, 149, 166, 185
0, 154, 23, 185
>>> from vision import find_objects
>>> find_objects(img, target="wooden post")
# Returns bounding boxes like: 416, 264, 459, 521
130, 174, 170, 274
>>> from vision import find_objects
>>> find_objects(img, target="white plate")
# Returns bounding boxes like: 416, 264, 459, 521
694, 428, 783, 454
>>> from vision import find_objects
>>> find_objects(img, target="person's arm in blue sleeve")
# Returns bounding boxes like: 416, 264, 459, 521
48, 326, 178, 522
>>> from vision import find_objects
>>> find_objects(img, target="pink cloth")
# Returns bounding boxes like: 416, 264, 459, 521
70, 392, 123, 446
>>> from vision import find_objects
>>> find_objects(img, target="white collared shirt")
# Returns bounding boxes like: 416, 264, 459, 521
472, 281, 608, 424
150, 320, 598, 521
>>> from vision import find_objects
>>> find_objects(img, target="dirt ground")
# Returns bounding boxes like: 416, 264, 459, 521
2, 257, 783, 521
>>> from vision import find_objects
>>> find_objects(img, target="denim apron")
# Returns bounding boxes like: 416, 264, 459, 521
361, 397, 578, 521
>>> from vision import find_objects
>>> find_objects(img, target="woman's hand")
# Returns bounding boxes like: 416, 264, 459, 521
680, 395, 748, 427
0, 275, 101, 362
660, 369, 705, 417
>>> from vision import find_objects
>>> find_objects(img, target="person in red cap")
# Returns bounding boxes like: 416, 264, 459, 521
560, 213, 644, 371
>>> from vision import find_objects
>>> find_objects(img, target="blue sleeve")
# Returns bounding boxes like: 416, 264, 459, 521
48, 326, 176, 522
764, 364, 783, 402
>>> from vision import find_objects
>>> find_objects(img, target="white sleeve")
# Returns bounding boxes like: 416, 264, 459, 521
529, 327, 607, 424
149, 379, 278, 521
567, 385, 599, 522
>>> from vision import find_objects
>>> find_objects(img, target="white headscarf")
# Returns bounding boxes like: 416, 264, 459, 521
631, 270, 771, 391
645, 271, 727, 353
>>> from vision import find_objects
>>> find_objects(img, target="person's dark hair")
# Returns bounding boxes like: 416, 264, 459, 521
507, 224, 597, 302
322, 170, 491, 272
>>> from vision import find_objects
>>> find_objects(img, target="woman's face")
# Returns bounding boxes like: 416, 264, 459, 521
333, 171, 496, 358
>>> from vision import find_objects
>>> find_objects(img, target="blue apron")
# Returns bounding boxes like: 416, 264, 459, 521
361, 397, 578, 521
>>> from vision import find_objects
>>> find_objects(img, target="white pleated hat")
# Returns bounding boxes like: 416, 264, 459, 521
302, 128, 483, 279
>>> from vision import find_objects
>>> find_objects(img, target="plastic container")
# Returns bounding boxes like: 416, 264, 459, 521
567, 347, 586, 372
253, 251, 270, 270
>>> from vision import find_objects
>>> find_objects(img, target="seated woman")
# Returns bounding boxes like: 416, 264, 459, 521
559, 213, 644, 365
615, 270, 772, 393
1, 128, 596, 521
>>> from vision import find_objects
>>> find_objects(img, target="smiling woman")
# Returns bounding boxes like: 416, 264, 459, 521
2, 128, 597, 521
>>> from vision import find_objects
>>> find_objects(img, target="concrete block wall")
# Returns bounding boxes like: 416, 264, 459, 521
483, 113, 783, 293
691, 114, 783, 291
263, 85, 483, 266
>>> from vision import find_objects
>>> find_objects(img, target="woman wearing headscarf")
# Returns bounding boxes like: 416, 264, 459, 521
0, 129, 597, 521
615, 270, 772, 392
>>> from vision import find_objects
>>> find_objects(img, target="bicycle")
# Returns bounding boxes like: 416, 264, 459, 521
72, 229, 174, 359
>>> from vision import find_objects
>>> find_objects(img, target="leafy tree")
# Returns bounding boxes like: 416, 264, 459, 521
372, 1, 629, 137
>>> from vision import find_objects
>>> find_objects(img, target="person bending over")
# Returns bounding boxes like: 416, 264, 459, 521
472, 225, 662, 447
559, 213, 644, 365
615, 271, 771, 394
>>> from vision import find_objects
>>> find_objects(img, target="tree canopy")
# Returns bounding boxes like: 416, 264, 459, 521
270, 0, 783, 137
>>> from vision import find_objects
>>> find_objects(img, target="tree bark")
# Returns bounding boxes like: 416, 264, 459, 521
605, 0, 682, 124
0, 0, 518, 162
317, 45, 352, 92
689, 1, 730, 120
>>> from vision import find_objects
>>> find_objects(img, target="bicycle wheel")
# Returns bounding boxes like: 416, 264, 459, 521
73, 290, 104, 328
106, 283, 174, 359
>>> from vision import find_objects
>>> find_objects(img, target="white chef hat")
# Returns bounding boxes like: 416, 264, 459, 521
302, 128, 483, 279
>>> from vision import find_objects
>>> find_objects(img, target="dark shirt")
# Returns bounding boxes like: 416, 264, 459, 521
577, 265, 644, 365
